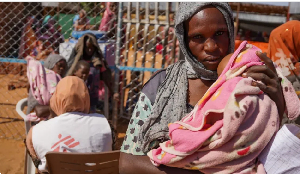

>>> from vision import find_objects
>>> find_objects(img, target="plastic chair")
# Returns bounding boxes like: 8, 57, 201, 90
46, 150, 120, 174
16, 98, 36, 174
16, 98, 31, 134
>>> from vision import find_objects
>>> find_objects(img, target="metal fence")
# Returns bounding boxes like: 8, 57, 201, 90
114, 2, 180, 121
0, 2, 179, 140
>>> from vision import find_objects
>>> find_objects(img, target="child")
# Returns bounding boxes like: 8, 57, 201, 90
147, 41, 300, 173
73, 60, 99, 112
73, 60, 90, 82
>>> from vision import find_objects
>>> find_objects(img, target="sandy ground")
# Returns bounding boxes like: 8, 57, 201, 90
0, 139, 25, 174
0, 50, 165, 173
0, 74, 29, 173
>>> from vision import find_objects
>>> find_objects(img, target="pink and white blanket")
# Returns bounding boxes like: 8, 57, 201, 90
148, 41, 300, 173
26, 56, 61, 121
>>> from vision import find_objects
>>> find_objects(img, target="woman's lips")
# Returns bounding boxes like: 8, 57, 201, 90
204, 57, 222, 64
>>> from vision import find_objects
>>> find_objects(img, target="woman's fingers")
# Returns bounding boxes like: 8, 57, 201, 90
251, 80, 277, 94
241, 51, 285, 118
245, 71, 279, 89
256, 51, 277, 73
244, 65, 276, 80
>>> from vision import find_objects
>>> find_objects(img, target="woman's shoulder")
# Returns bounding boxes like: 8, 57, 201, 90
85, 112, 107, 119
142, 69, 167, 104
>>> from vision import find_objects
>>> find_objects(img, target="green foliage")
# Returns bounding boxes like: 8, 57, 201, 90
80, 2, 102, 16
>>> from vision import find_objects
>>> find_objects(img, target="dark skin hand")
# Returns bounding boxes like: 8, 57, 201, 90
34, 105, 50, 118
243, 51, 285, 120
119, 153, 202, 174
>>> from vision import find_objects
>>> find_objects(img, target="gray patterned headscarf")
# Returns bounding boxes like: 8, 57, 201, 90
44, 54, 65, 70
139, 2, 234, 153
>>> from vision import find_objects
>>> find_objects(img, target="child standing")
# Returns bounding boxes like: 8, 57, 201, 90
73, 60, 100, 112
73, 60, 90, 82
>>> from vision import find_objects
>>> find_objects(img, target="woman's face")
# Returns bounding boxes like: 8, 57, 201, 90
52, 60, 67, 77
109, 2, 118, 13
185, 6, 229, 71
79, 12, 85, 19
84, 41, 96, 57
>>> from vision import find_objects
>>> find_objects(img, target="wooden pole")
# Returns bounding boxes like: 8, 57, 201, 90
286, 2, 291, 22
56, 3, 59, 21
234, 3, 240, 40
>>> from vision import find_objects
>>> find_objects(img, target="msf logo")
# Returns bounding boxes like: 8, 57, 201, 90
51, 134, 80, 152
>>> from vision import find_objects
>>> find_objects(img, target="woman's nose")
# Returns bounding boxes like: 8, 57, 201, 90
204, 38, 218, 53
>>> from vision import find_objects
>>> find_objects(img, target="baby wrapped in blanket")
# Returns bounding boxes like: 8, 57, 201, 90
147, 41, 300, 173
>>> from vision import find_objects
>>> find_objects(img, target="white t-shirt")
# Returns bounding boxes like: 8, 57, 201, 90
32, 112, 112, 172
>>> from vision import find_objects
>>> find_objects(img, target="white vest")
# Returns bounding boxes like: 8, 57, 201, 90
32, 112, 112, 171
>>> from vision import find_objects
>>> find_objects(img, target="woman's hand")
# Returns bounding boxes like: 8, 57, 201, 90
119, 152, 202, 174
242, 51, 285, 119
113, 93, 119, 101
34, 105, 51, 118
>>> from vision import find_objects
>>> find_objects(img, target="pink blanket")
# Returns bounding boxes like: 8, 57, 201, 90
148, 41, 300, 173
26, 56, 61, 121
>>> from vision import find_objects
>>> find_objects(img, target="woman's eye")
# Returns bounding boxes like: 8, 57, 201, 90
216, 31, 224, 36
193, 35, 203, 39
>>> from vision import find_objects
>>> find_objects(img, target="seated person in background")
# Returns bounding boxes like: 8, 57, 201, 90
30, 39, 54, 60
26, 54, 67, 121
73, 9, 92, 31
25, 76, 116, 173
146, 41, 300, 173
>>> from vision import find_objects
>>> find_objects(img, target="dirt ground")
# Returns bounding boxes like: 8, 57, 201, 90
0, 74, 27, 173
0, 139, 25, 174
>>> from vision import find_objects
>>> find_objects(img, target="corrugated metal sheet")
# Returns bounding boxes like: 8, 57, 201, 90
233, 12, 286, 24
290, 2, 300, 14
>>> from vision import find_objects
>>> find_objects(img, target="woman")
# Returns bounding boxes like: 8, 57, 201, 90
67, 33, 117, 111
268, 20, 300, 124
119, 2, 285, 174
39, 15, 64, 54
25, 76, 116, 172
73, 9, 90, 31
99, 2, 118, 36
26, 54, 67, 121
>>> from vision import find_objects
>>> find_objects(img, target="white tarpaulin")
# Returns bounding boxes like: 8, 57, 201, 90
41, 2, 59, 7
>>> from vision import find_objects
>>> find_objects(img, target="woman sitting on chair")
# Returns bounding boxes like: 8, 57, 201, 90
25, 76, 116, 173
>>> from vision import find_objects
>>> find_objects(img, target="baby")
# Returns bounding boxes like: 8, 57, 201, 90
73, 60, 90, 82
147, 41, 300, 173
